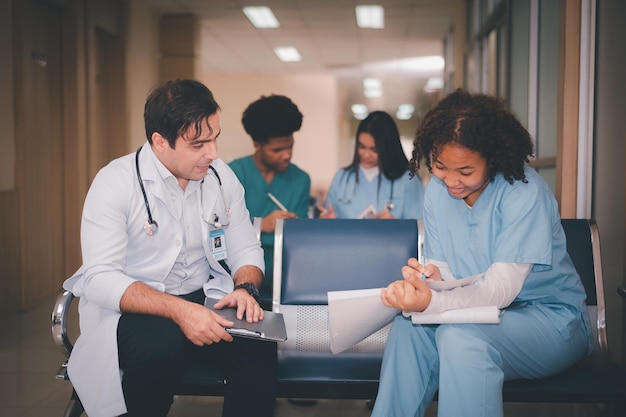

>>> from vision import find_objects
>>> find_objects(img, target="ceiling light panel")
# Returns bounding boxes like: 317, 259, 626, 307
351, 103, 369, 120
274, 46, 302, 62
355, 5, 384, 29
396, 104, 415, 120
243, 6, 280, 29
363, 77, 382, 98
424, 77, 444, 92
363, 77, 381, 90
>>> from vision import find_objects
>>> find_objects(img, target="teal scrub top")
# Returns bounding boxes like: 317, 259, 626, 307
229, 155, 311, 289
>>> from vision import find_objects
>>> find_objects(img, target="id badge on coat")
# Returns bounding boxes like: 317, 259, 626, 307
209, 228, 227, 260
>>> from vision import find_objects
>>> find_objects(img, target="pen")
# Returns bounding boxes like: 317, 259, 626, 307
267, 192, 288, 212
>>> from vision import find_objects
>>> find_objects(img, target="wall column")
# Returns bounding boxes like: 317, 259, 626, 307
556, 0, 581, 217
159, 14, 199, 81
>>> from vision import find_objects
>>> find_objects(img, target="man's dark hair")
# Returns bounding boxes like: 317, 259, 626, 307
144, 79, 220, 148
241, 95, 303, 144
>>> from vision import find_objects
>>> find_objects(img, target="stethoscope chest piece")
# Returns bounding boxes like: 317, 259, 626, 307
385, 201, 395, 211
144, 220, 159, 236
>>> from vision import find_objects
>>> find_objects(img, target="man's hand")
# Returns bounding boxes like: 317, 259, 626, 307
261, 210, 297, 233
174, 300, 235, 346
213, 288, 264, 323
212, 265, 264, 324
120, 281, 236, 346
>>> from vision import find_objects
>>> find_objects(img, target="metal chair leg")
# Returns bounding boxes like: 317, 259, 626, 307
62, 388, 84, 417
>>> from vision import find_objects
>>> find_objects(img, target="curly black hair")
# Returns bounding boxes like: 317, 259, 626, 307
241, 95, 303, 144
410, 89, 534, 184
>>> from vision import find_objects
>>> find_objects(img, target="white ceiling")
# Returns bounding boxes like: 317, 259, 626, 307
142, 0, 461, 116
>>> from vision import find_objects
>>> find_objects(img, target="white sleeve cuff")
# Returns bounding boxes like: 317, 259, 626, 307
423, 262, 532, 314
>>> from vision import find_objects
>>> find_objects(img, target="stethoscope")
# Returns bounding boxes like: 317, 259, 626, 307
337, 170, 396, 212
135, 146, 229, 236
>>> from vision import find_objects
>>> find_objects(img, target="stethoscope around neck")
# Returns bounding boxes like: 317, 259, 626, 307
135, 146, 227, 236
337, 170, 396, 212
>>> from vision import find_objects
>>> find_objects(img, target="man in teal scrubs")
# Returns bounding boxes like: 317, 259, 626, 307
230, 95, 311, 308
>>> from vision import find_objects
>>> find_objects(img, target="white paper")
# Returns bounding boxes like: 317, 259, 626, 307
327, 287, 501, 354
327, 288, 398, 354
403, 305, 501, 324
357, 204, 377, 219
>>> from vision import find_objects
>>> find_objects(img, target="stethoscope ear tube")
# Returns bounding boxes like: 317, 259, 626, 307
135, 146, 227, 236
136, 147, 159, 235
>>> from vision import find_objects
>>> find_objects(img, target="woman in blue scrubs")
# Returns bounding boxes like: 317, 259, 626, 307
371, 90, 592, 417
320, 111, 424, 219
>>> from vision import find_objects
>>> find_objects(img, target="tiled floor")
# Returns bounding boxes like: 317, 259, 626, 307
0, 295, 608, 417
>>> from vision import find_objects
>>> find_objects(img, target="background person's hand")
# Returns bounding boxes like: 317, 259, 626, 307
375, 209, 395, 219
261, 210, 297, 232
317, 202, 336, 218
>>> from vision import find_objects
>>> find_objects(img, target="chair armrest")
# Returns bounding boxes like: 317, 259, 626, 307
618, 284, 626, 298
51, 289, 75, 358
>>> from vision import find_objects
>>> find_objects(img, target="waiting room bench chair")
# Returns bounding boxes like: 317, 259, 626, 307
271, 218, 422, 399
501, 219, 626, 413
52, 218, 626, 416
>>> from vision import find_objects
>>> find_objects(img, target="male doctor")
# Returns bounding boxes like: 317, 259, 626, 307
63, 79, 277, 417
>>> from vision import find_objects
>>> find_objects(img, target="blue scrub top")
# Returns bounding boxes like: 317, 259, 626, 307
423, 166, 590, 339
325, 166, 424, 219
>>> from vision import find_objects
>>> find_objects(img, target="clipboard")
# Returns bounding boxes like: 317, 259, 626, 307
204, 297, 288, 342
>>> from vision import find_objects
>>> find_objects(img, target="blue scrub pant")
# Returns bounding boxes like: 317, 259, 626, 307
371, 305, 590, 417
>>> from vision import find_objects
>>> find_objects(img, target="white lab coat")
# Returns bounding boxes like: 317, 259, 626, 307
63, 143, 263, 417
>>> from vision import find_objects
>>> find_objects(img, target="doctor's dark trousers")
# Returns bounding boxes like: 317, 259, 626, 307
116, 289, 277, 417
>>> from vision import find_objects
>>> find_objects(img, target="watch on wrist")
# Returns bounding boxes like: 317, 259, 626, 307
234, 282, 260, 301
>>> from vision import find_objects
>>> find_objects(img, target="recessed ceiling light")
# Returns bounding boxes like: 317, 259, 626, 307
363, 77, 382, 98
355, 5, 384, 29
274, 46, 302, 62
356, 56, 445, 73
364, 90, 382, 98
351, 104, 369, 120
363, 78, 381, 89
396, 104, 415, 120
243, 6, 280, 29
398, 104, 415, 113
424, 77, 444, 92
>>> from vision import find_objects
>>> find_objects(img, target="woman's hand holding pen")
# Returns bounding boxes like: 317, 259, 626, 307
381, 258, 439, 312
375, 209, 395, 219
317, 202, 336, 218
408, 258, 442, 282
